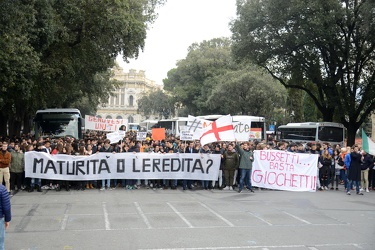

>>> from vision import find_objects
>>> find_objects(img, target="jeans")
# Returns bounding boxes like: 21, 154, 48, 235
163, 179, 177, 187
201, 180, 209, 189
31, 178, 41, 187
0, 217, 5, 250
239, 168, 252, 191
347, 180, 360, 193
340, 169, 347, 188
101, 179, 110, 188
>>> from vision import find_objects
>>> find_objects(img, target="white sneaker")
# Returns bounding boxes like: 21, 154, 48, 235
100, 187, 105, 191
324, 186, 328, 190
360, 188, 364, 192
223, 186, 229, 190
366, 188, 369, 193
229, 186, 233, 191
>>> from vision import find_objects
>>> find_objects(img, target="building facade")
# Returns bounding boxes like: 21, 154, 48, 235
95, 66, 162, 123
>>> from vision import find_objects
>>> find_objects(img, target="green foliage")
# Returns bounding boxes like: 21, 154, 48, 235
0, 0, 164, 136
164, 37, 286, 118
137, 89, 175, 119
231, 0, 375, 145
206, 65, 286, 120
164, 38, 235, 115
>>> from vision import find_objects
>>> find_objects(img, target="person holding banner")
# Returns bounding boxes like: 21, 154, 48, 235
211, 144, 223, 189
318, 149, 332, 190
235, 140, 254, 193
222, 144, 239, 191
99, 139, 113, 191
200, 144, 212, 190
183, 142, 198, 190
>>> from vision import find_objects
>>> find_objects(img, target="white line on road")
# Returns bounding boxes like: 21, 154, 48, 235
60, 214, 69, 231
138, 243, 367, 250
198, 202, 234, 227
167, 202, 194, 228
246, 211, 273, 226
134, 202, 152, 229
102, 202, 111, 230
282, 211, 312, 224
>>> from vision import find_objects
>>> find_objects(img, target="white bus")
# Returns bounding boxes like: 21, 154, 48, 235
139, 120, 158, 133
152, 117, 189, 136
277, 122, 345, 146
33, 108, 84, 139
197, 115, 267, 141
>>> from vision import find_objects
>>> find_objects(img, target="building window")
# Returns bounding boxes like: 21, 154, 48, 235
96, 115, 102, 118
106, 115, 112, 119
129, 95, 134, 107
115, 93, 120, 106
116, 116, 122, 119
128, 116, 134, 123
121, 91, 125, 106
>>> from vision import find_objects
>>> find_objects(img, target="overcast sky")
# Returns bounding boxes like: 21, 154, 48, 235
117, 0, 237, 85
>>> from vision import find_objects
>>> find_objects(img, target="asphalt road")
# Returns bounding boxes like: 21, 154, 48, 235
6, 185, 375, 250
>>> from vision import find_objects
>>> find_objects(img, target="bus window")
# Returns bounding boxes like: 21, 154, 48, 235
34, 109, 83, 139
318, 126, 344, 143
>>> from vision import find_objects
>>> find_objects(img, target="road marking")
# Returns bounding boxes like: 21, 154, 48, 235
60, 214, 69, 230
102, 202, 111, 230
60, 203, 71, 230
198, 202, 234, 227
246, 211, 272, 225
167, 202, 194, 228
282, 211, 312, 224
134, 202, 152, 229
138, 243, 368, 250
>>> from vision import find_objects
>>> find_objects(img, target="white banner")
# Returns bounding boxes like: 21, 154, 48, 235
137, 132, 147, 141
106, 131, 125, 144
252, 150, 319, 192
25, 152, 220, 181
233, 121, 251, 141
85, 115, 127, 132
187, 115, 213, 140
180, 130, 193, 141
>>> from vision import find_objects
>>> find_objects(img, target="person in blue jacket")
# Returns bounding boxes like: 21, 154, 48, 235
0, 184, 11, 249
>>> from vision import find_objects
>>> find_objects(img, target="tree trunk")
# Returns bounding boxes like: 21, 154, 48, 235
346, 122, 358, 147
0, 112, 8, 137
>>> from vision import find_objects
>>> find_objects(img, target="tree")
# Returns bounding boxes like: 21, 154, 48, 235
164, 37, 286, 118
231, 0, 375, 145
137, 89, 175, 119
206, 65, 286, 120
164, 38, 236, 115
0, 0, 164, 136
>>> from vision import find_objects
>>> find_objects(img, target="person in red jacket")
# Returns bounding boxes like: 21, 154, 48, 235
0, 184, 11, 249
0, 142, 11, 193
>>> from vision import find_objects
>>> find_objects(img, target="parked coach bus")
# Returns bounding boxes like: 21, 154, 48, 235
33, 108, 84, 139
277, 122, 345, 146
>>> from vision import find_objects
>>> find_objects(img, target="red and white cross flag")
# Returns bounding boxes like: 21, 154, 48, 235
200, 115, 235, 146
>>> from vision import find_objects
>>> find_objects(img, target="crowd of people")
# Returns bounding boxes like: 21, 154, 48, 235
1, 130, 375, 196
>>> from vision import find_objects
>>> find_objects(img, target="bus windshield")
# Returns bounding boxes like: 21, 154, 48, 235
318, 126, 344, 143
279, 128, 317, 141
34, 109, 82, 139
277, 122, 345, 146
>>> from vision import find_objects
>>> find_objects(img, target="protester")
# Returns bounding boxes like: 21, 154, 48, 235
10, 143, 24, 196
0, 184, 11, 249
235, 140, 254, 193
0, 142, 11, 194
222, 143, 239, 191
347, 145, 363, 195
